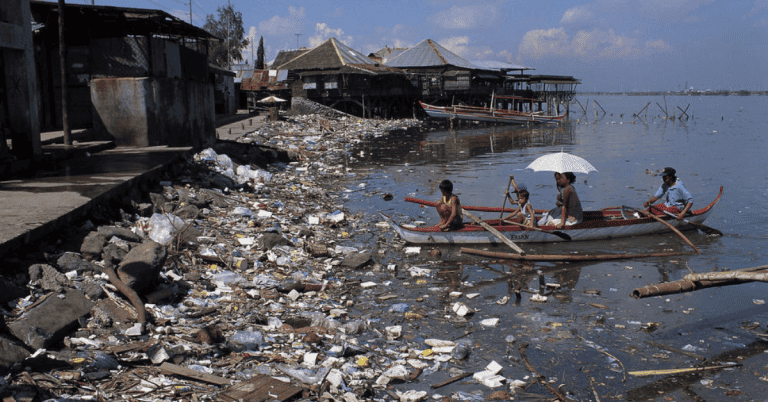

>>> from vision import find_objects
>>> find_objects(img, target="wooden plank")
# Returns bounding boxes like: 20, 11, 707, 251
219, 374, 304, 402
430, 371, 473, 389
159, 362, 231, 386
110, 341, 153, 354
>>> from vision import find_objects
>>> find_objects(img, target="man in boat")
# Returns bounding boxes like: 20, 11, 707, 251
643, 167, 693, 220
436, 179, 463, 231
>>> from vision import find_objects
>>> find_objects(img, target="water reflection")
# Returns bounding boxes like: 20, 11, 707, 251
346, 95, 768, 400
355, 122, 577, 166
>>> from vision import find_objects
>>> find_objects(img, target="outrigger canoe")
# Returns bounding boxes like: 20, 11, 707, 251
382, 186, 722, 244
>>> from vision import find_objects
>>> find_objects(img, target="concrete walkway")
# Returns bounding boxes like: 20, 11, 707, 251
0, 113, 266, 257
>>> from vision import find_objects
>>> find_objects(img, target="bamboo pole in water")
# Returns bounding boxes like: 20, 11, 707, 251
632, 265, 768, 299
461, 247, 689, 262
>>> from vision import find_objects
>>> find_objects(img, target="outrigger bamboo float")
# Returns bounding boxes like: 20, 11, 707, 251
383, 186, 723, 246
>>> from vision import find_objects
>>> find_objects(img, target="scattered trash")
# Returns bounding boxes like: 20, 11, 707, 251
1, 107, 753, 401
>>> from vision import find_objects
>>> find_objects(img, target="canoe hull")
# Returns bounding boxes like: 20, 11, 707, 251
383, 187, 723, 245
419, 101, 564, 125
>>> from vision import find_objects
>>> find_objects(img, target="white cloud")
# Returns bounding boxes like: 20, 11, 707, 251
363, 24, 416, 57
438, 36, 470, 57
431, 5, 495, 29
519, 27, 671, 60
519, 28, 571, 58
560, 6, 593, 24
309, 23, 354, 48
257, 6, 306, 37
645, 38, 672, 51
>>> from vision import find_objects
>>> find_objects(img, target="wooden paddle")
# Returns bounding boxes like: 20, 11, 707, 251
463, 210, 526, 255
628, 207, 700, 254
661, 210, 723, 236
499, 175, 514, 220
502, 219, 572, 241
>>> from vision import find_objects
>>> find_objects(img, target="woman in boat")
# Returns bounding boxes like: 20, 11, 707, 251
541, 172, 583, 228
537, 172, 565, 225
643, 167, 693, 219
436, 179, 463, 231
502, 186, 538, 228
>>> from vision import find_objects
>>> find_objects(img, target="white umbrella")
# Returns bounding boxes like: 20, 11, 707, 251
526, 151, 598, 174
258, 95, 287, 103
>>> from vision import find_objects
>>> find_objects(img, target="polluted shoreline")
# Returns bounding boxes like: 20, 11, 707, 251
1, 110, 766, 402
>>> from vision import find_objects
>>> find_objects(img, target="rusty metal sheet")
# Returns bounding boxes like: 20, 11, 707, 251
219, 374, 304, 402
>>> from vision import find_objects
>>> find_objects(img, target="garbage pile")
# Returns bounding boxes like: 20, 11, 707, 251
0, 113, 575, 402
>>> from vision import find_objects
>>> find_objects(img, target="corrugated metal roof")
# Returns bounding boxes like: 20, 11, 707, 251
277, 38, 396, 75
234, 69, 253, 83
385, 39, 476, 69
372, 47, 408, 63
29, 0, 216, 40
333, 39, 375, 65
471, 60, 532, 71
272, 49, 309, 68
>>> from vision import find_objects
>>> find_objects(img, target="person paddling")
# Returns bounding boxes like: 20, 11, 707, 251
502, 185, 537, 228
643, 167, 693, 220
436, 179, 463, 231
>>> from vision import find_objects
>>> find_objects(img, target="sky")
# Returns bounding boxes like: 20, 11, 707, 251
67, 0, 767, 92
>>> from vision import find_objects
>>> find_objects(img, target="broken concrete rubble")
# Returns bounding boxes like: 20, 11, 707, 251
8, 288, 94, 350
0, 110, 578, 401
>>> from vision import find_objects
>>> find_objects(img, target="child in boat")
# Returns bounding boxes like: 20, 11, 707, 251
436, 179, 463, 231
502, 186, 537, 228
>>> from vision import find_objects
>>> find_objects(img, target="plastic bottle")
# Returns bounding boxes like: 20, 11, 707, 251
229, 330, 263, 351
451, 342, 471, 360
147, 213, 186, 246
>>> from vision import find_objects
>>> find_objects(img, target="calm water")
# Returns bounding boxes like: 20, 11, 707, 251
342, 95, 768, 400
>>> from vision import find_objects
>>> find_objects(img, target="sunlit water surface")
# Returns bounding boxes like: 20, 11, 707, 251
338, 95, 768, 400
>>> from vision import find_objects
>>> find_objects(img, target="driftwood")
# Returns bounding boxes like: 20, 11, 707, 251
429, 372, 473, 389
632, 265, 768, 299
462, 247, 689, 262
685, 270, 768, 282
629, 363, 740, 377
102, 259, 147, 326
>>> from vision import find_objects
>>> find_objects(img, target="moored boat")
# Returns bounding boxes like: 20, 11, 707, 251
419, 100, 564, 125
382, 186, 723, 244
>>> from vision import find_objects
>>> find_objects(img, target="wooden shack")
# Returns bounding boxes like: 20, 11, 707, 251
30, 1, 218, 148
275, 38, 414, 118
384, 39, 506, 107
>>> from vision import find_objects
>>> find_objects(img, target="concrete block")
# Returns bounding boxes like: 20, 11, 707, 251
117, 241, 167, 292
80, 232, 107, 259
97, 225, 142, 243
341, 252, 372, 269
8, 288, 94, 350
28, 264, 69, 291
56, 252, 97, 273
0, 334, 31, 372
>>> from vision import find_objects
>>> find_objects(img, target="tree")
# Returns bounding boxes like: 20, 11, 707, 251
203, 4, 249, 68
256, 36, 265, 69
